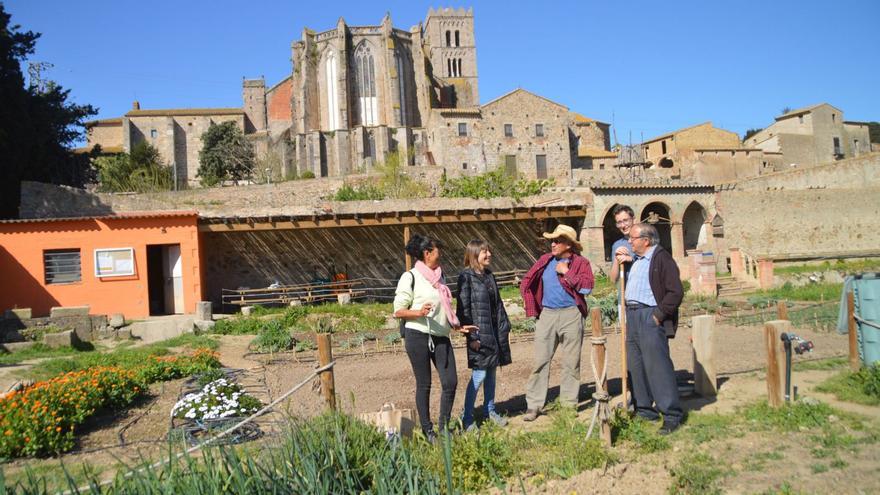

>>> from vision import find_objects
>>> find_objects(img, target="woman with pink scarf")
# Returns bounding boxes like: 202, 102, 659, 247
393, 234, 476, 442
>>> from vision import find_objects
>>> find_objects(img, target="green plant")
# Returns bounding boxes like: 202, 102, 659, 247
587, 292, 618, 326
0, 343, 94, 366
295, 339, 316, 352
416, 424, 516, 492
249, 320, 293, 353
94, 142, 173, 193
668, 452, 727, 495
194, 368, 226, 387
333, 182, 385, 201
741, 400, 835, 432
815, 364, 880, 406
210, 316, 264, 335
300, 170, 316, 179
514, 408, 614, 479
610, 410, 670, 453
439, 167, 552, 200
383, 333, 402, 345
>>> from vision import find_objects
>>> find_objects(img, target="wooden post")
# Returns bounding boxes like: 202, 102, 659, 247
590, 308, 612, 446
848, 290, 860, 371
764, 320, 790, 408
692, 315, 717, 397
776, 300, 788, 321
619, 273, 629, 406
403, 226, 412, 271
316, 333, 336, 410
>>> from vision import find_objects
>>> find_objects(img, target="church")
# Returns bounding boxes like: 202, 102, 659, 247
85, 8, 612, 186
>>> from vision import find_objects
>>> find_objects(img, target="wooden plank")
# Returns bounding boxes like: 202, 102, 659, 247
848, 290, 860, 371
692, 315, 717, 397
590, 308, 612, 447
764, 320, 789, 408
317, 333, 336, 411
404, 226, 411, 271
776, 301, 788, 321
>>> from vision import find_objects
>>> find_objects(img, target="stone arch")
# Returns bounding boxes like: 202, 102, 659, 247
659, 157, 674, 168
353, 41, 378, 126
601, 203, 622, 262
682, 200, 708, 254
639, 201, 673, 254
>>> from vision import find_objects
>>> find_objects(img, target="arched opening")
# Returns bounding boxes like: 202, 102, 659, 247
323, 51, 339, 130
354, 42, 377, 126
640, 202, 672, 254
458, 58, 463, 76
659, 157, 674, 168
445, 30, 451, 46
455, 30, 460, 46
682, 201, 708, 254
602, 204, 623, 262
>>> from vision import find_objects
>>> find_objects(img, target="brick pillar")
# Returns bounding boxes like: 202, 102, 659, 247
671, 222, 684, 260
758, 259, 775, 289
684, 249, 701, 281
729, 248, 743, 279
697, 252, 717, 296
584, 226, 605, 273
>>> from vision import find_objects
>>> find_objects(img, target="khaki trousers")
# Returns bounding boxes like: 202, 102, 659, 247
525, 306, 584, 410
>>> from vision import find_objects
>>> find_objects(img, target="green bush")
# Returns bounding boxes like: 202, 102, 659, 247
249, 320, 293, 353
334, 182, 385, 201
439, 168, 553, 200
816, 364, 880, 405
416, 425, 516, 492
668, 452, 727, 495
300, 170, 316, 179
94, 142, 172, 193
587, 293, 619, 326
610, 410, 670, 453
210, 316, 264, 335
514, 408, 614, 479
197, 121, 255, 187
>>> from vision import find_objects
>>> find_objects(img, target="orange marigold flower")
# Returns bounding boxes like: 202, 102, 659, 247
55, 427, 61, 432
4, 430, 11, 436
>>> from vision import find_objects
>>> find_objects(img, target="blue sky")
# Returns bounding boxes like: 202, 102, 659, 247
7, 0, 879, 143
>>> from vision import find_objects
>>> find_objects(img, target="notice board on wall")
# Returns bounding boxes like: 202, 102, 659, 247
94, 248, 135, 277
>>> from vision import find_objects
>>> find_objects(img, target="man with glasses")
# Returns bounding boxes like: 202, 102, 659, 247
610, 205, 635, 282
624, 223, 684, 434
519, 224, 594, 421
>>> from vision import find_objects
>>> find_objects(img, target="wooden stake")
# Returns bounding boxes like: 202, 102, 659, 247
692, 315, 717, 397
591, 308, 612, 446
776, 300, 788, 321
764, 320, 789, 408
403, 226, 412, 271
848, 290, 860, 371
316, 333, 336, 410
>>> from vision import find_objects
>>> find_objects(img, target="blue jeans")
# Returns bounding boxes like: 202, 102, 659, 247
462, 367, 497, 426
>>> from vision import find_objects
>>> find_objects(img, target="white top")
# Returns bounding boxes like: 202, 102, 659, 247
393, 269, 452, 337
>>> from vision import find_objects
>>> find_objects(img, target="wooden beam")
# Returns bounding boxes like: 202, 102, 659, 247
848, 290, 860, 371
404, 225, 412, 270
764, 320, 789, 408
316, 333, 336, 411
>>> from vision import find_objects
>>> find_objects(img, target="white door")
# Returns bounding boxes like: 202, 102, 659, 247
163, 245, 184, 314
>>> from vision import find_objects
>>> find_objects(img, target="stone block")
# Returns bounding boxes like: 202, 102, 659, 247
196, 301, 213, 321
109, 313, 125, 328
4, 308, 31, 320
337, 293, 352, 305
50, 306, 90, 318
289, 299, 303, 307
44, 330, 78, 349
194, 320, 216, 332
116, 327, 132, 340
241, 306, 255, 316
0, 341, 36, 352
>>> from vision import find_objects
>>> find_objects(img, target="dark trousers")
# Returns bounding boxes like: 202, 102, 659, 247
404, 328, 458, 433
625, 306, 683, 423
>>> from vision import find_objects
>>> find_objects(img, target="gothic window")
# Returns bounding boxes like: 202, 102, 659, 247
445, 31, 451, 47
354, 43, 377, 126
325, 51, 339, 130
458, 58, 463, 76
395, 49, 407, 126
455, 30, 460, 47
447, 58, 452, 77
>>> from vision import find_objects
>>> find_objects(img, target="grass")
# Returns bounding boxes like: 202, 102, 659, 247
213, 303, 391, 336
742, 450, 785, 472
610, 411, 670, 453
793, 356, 848, 371
774, 258, 880, 275
760, 282, 843, 302
668, 452, 728, 495
0, 342, 96, 366
815, 364, 880, 406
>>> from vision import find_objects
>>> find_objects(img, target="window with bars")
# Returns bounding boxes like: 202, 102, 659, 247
44, 249, 81, 284
504, 124, 513, 137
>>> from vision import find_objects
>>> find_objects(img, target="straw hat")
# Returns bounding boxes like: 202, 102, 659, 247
542, 224, 583, 252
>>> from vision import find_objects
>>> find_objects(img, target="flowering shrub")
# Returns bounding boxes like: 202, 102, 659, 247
172, 378, 262, 420
0, 367, 143, 458
0, 348, 220, 458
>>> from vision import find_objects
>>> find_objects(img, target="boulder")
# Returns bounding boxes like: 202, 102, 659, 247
241, 306, 255, 316
116, 327, 132, 340
109, 313, 125, 328
337, 293, 352, 305
194, 320, 216, 332
49, 306, 90, 318
0, 341, 36, 352
43, 330, 78, 349
289, 299, 303, 307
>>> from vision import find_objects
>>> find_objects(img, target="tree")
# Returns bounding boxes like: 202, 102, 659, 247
197, 121, 255, 186
94, 142, 172, 193
0, 4, 97, 218
868, 122, 880, 144
743, 128, 763, 141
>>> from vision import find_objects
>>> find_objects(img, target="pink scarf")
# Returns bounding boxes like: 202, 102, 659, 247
414, 260, 460, 328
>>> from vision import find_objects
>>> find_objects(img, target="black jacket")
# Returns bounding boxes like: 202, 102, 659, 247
456, 268, 512, 369
647, 246, 684, 338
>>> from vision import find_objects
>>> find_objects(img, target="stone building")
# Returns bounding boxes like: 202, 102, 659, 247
744, 103, 873, 168
86, 7, 613, 184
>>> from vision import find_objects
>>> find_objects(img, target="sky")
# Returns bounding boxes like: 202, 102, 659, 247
7, 0, 879, 144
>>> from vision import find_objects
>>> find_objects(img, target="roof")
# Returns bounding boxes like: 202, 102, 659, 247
577, 146, 617, 158
590, 184, 714, 191
482, 88, 569, 111
694, 148, 760, 152
72, 145, 124, 154
85, 117, 123, 127
642, 122, 713, 144
437, 107, 482, 117
572, 113, 609, 126
1, 211, 199, 225
843, 120, 871, 126
267, 75, 293, 93
775, 103, 841, 121
125, 108, 245, 117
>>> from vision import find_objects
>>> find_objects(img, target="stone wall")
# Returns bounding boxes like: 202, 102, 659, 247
717, 186, 880, 258
729, 152, 880, 191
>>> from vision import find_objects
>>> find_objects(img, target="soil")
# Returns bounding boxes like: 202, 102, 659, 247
2, 317, 878, 494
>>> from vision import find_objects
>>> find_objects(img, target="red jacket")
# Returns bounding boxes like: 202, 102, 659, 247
520, 252, 594, 318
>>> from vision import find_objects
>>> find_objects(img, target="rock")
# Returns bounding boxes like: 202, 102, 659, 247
289, 299, 303, 306
824, 271, 844, 284
116, 327, 132, 340
109, 313, 125, 328
49, 306, 90, 318
505, 302, 525, 318
241, 306, 255, 316
194, 320, 216, 332
0, 341, 36, 352
196, 301, 213, 321
43, 330, 77, 349
3, 308, 31, 320
337, 293, 352, 305
800, 396, 820, 406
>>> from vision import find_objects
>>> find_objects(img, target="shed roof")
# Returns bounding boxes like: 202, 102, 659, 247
1, 211, 198, 224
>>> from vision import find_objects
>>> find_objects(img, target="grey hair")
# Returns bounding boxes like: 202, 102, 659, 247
634, 223, 660, 246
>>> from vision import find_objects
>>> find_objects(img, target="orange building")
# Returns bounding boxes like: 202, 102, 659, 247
0, 212, 203, 319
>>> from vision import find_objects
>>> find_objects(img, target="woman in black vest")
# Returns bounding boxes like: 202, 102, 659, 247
456, 239, 512, 431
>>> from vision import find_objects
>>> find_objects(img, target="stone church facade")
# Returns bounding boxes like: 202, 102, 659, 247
85, 7, 611, 185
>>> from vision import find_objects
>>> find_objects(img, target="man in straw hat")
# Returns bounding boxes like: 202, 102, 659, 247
519, 224, 595, 421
